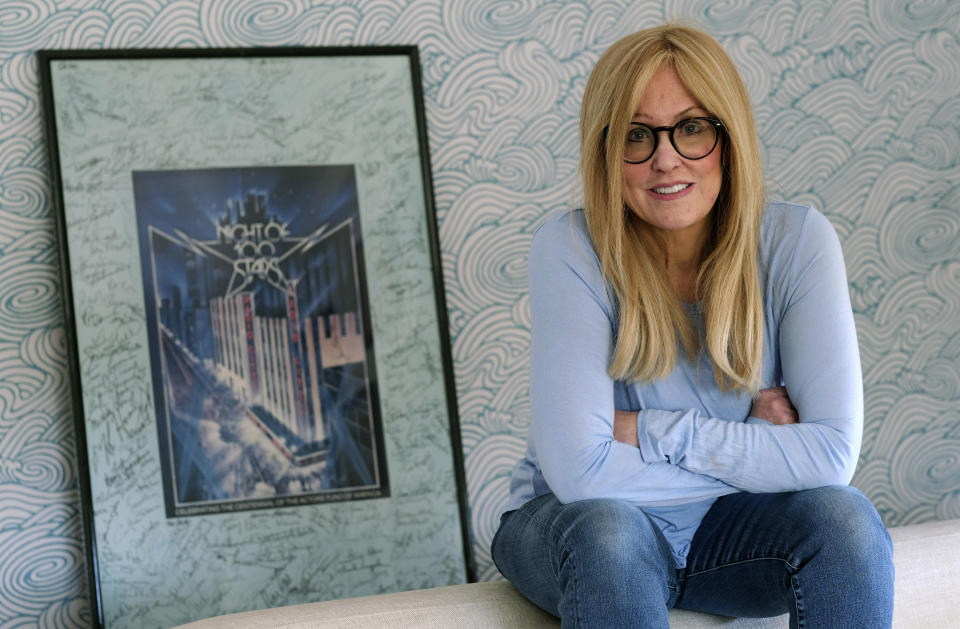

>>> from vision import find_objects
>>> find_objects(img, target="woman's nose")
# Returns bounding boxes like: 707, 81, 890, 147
649, 132, 682, 171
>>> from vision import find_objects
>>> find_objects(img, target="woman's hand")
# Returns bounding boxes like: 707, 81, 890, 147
750, 386, 798, 425
613, 409, 640, 446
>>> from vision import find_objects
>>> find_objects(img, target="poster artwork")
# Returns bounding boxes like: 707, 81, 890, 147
133, 166, 388, 517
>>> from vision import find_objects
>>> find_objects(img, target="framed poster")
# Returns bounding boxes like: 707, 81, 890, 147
40, 47, 470, 628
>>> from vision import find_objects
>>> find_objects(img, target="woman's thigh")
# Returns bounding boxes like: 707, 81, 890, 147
491, 493, 678, 627
675, 486, 893, 628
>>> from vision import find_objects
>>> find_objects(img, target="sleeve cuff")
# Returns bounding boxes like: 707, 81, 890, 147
636, 409, 679, 464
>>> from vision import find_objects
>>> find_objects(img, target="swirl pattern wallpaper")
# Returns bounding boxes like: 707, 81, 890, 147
1, 0, 958, 626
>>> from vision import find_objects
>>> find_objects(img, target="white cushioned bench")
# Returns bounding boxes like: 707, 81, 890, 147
175, 518, 960, 628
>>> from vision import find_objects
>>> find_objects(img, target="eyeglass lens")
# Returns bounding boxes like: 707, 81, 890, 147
624, 118, 718, 163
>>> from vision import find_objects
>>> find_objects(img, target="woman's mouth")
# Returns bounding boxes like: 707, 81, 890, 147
647, 183, 694, 199
651, 183, 691, 194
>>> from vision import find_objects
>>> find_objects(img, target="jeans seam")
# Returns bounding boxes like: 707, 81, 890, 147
569, 553, 581, 628
683, 555, 799, 580
519, 499, 569, 568
684, 556, 802, 627
517, 499, 580, 622
490, 514, 506, 575
792, 574, 804, 628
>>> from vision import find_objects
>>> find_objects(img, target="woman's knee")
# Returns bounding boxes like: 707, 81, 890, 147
554, 498, 671, 571
493, 495, 676, 616
787, 486, 893, 570
553, 497, 677, 617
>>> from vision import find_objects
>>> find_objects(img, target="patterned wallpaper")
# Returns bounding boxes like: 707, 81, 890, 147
1, 0, 958, 626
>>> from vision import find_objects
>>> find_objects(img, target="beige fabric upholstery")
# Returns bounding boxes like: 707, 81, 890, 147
173, 581, 788, 629
889, 518, 960, 628
174, 518, 960, 629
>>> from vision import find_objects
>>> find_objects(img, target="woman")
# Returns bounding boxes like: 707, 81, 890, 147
491, 23, 894, 628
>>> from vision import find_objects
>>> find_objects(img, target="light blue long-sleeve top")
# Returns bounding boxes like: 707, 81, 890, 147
504, 201, 863, 568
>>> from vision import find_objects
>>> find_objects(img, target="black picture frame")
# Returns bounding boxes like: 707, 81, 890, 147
39, 46, 472, 628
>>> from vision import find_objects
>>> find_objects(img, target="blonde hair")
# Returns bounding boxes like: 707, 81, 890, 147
580, 22, 765, 392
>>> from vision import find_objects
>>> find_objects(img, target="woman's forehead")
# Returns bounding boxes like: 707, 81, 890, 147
630, 65, 705, 120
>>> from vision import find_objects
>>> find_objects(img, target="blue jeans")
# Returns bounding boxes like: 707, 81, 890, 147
491, 487, 894, 628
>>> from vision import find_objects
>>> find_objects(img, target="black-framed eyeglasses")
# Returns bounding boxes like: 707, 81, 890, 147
622, 117, 724, 164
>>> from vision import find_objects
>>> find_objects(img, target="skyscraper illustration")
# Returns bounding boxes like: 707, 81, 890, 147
135, 166, 387, 516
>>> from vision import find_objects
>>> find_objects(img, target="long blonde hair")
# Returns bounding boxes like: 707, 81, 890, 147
580, 23, 765, 393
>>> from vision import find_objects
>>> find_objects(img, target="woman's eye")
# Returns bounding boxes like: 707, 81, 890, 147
680, 120, 706, 135
627, 127, 651, 142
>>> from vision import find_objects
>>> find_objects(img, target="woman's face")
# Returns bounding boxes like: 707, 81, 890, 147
621, 65, 722, 246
